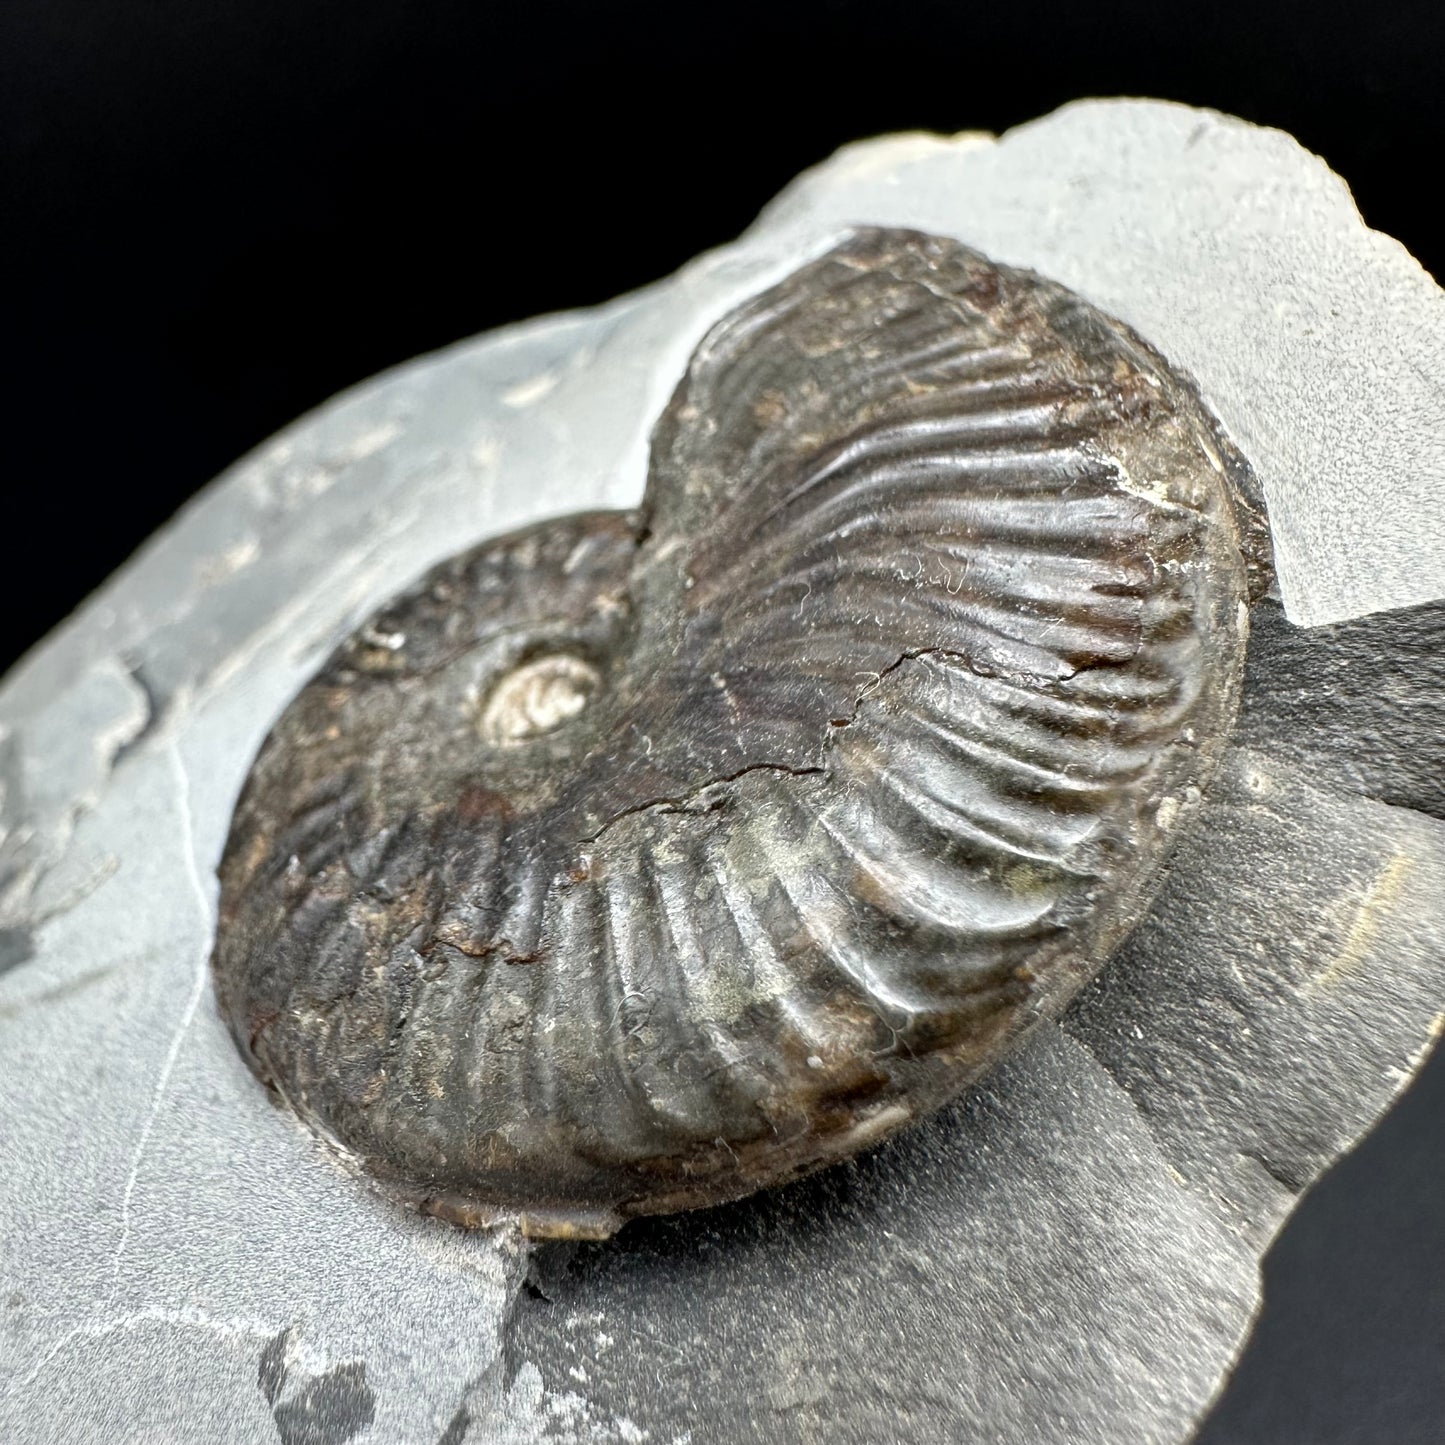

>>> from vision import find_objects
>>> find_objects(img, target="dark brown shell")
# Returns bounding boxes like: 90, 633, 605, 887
212, 228, 1260, 1237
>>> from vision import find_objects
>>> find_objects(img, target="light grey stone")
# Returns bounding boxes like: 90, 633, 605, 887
1, 100, 1442, 1445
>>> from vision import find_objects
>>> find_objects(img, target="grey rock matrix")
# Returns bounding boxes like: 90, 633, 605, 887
2, 100, 1442, 1444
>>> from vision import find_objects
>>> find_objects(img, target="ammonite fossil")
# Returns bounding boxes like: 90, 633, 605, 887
213, 227, 1267, 1238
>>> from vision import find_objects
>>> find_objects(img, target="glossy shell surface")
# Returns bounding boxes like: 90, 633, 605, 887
213, 229, 1260, 1237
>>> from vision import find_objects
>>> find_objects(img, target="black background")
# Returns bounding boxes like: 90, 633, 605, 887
2, 2, 1442, 1440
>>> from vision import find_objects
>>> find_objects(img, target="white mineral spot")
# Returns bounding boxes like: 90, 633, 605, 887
343, 419, 402, 462
502, 371, 559, 408
479, 653, 601, 745
194, 537, 259, 587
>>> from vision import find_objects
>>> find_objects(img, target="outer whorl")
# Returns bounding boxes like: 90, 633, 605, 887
213, 228, 1262, 1237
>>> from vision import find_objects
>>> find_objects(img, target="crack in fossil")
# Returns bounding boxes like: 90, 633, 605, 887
573, 645, 980, 854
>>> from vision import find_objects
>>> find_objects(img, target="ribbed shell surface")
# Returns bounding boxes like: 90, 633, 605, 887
212, 229, 1260, 1236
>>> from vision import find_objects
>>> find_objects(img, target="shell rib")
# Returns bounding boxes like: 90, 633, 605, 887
212, 228, 1261, 1237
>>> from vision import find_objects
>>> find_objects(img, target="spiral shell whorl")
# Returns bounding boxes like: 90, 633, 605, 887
213, 228, 1257, 1236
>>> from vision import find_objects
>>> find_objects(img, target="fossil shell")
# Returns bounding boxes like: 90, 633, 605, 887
212, 228, 1262, 1238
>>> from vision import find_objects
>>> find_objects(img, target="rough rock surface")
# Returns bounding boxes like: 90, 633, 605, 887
2, 100, 1443, 1444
